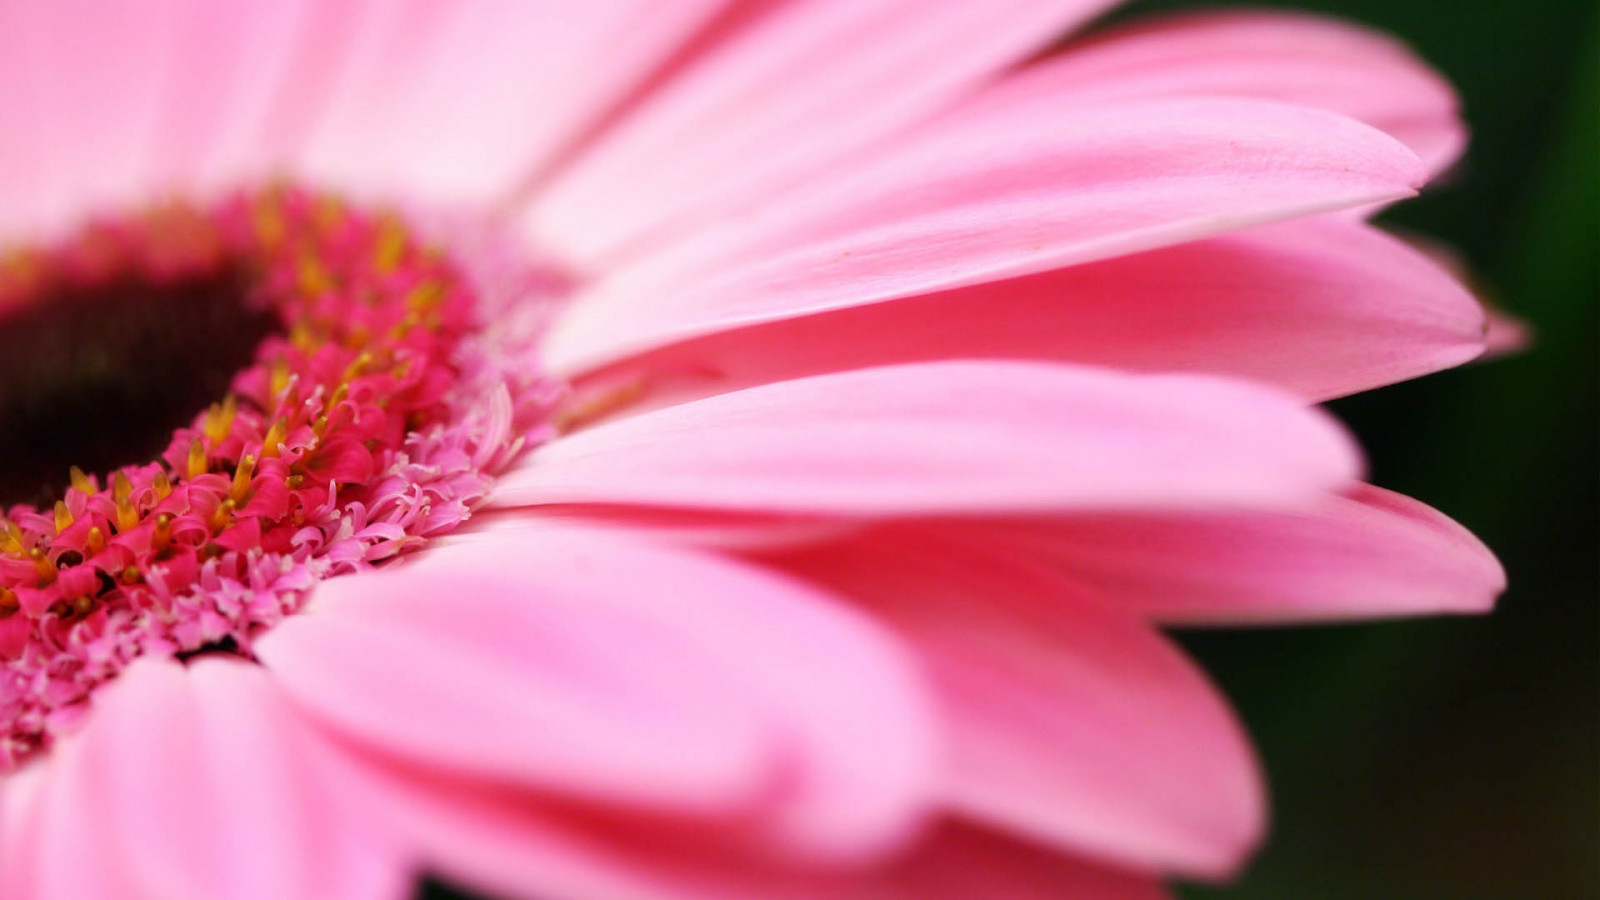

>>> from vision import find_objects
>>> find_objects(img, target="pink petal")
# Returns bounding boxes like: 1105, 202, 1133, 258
145, 0, 317, 195
22, 657, 405, 900
491, 361, 1361, 516
972, 9, 1464, 172
973, 484, 1505, 624
258, 524, 938, 860
769, 529, 1264, 879
327, 748, 1166, 900
14, 743, 126, 900
528, 0, 1120, 268
0, 762, 50, 899
568, 216, 1487, 409
292, 1, 732, 206
0, 0, 182, 240
1483, 306, 1533, 358
543, 97, 1428, 375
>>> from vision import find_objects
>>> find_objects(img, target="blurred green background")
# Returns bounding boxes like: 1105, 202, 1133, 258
429, 2, 1597, 898
1109, 1, 1600, 897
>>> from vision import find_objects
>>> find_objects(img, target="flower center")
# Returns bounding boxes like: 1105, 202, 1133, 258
0, 251, 275, 508
0, 188, 561, 768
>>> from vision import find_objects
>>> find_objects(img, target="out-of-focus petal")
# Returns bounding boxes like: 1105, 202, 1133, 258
960, 485, 1505, 624
0, 0, 182, 240
566, 216, 1486, 409
325, 745, 1168, 900
770, 529, 1264, 879
971, 10, 1464, 172
527, 0, 1121, 268
542, 97, 1426, 375
292, 0, 733, 206
491, 361, 1361, 516
259, 524, 938, 861
20, 657, 405, 900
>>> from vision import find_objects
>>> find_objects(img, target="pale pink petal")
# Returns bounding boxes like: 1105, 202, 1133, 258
542, 97, 1427, 375
3, 659, 404, 900
17, 743, 126, 900
971, 484, 1505, 624
258, 524, 938, 860
291, 0, 731, 206
567, 216, 1487, 409
326, 747, 1165, 900
971, 10, 1464, 172
491, 361, 1361, 516
53, 657, 407, 900
528, 0, 1120, 268
0, 0, 183, 239
144, 0, 317, 194
769, 529, 1263, 879
0, 762, 50, 899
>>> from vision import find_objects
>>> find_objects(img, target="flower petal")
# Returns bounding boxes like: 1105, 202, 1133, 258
492, 361, 1361, 516
975, 484, 1505, 624
292, 0, 732, 205
543, 96, 1427, 375
26, 657, 405, 900
328, 748, 1167, 900
972, 10, 1464, 172
0, 0, 181, 240
528, 0, 1120, 267
769, 528, 1264, 879
568, 216, 1486, 408
258, 524, 938, 859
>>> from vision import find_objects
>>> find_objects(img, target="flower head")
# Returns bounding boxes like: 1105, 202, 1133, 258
0, 3, 1503, 899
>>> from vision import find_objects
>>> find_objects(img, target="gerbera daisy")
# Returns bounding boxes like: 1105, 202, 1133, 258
0, 2, 1504, 898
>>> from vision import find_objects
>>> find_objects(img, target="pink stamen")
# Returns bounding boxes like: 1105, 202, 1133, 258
0, 187, 563, 767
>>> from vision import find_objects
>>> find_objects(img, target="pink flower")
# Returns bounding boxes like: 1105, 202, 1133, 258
0, 2, 1504, 899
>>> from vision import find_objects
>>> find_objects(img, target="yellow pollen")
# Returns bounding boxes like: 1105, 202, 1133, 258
340, 352, 373, 384
153, 471, 172, 500
52, 502, 73, 535
151, 513, 173, 554
269, 356, 293, 399
374, 219, 407, 272
231, 455, 255, 503
204, 395, 238, 442
0, 520, 22, 555
261, 419, 288, 459
187, 440, 209, 479
210, 499, 236, 533
68, 466, 95, 494
297, 254, 333, 296
405, 282, 444, 313
112, 472, 139, 533
29, 547, 54, 584
71, 595, 95, 617
252, 202, 286, 247
85, 526, 105, 556
0, 587, 17, 617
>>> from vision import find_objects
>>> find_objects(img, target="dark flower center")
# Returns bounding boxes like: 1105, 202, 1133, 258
0, 263, 278, 506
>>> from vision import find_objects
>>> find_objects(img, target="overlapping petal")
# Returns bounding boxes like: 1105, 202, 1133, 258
259, 524, 939, 861
542, 96, 1428, 375
967, 10, 1464, 172
528, 0, 1121, 268
769, 529, 1263, 879
565, 216, 1486, 408
491, 361, 1361, 516
955, 484, 1504, 624
2, 658, 404, 900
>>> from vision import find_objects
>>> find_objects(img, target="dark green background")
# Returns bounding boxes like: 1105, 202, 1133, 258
429, 2, 1598, 897
1130, 1, 1599, 897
